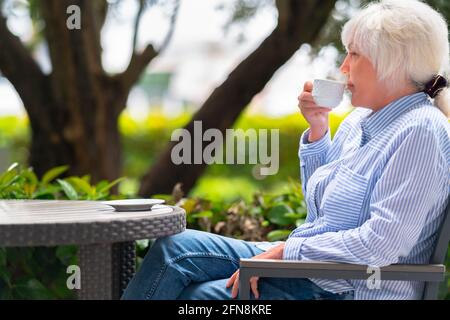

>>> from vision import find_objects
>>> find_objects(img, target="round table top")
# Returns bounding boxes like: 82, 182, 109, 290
0, 200, 186, 246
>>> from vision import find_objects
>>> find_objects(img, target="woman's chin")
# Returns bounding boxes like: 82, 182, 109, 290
350, 96, 359, 107
350, 95, 366, 108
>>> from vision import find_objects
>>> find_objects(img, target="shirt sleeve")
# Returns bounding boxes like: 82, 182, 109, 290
284, 127, 447, 266
299, 128, 332, 195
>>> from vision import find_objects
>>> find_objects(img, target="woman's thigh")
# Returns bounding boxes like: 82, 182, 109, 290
177, 277, 353, 300
149, 228, 264, 264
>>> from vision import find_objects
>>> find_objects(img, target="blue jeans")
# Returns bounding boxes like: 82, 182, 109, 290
121, 229, 354, 300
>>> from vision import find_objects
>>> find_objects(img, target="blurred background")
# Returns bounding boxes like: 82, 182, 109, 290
1, 0, 449, 199
0, 0, 449, 299
0, 0, 447, 201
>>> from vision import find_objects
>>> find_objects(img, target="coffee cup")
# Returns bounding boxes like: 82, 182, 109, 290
312, 79, 345, 108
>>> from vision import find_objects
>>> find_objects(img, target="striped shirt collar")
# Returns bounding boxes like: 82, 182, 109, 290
360, 92, 430, 141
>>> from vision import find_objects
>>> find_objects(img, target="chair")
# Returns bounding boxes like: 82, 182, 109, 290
239, 200, 450, 300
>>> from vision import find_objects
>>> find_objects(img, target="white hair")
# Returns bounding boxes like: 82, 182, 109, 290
341, 0, 450, 117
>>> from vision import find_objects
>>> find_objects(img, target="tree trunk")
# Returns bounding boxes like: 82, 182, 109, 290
139, 0, 337, 196
29, 0, 121, 181
0, 0, 156, 183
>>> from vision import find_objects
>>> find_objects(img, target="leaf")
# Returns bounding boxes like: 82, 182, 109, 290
0, 247, 6, 267
0, 173, 21, 193
267, 230, 292, 242
14, 278, 54, 300
55, 246, 77, 266
151, 194, 173, 202
20, 169, 38, 197
22, 168, 38, 185
295, 207, 307, 216
97, 177, 126, 194
283, 212, 306, 222
66, 177, 93, 196
250, 206, 262, 215
0, 267, 11, 287
135, 239, 149, 251
180, 198, 197, 214
192, 210, 213, 219
261, 220, 270, 227
41, 165, 69, 185
295, 218, 306, 227
7, 162, 19, 172
32, 185, 60, 199
23, 184, 37, 197
267, 204, 294, 226
95, 180, 109, 191
56, 179, 78, 200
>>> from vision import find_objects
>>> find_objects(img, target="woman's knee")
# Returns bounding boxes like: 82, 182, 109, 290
147, 229, 203, 261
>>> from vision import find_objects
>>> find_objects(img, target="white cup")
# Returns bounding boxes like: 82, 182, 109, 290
312, 79, 345, 108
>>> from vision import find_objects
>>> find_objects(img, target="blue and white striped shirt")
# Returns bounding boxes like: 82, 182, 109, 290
282, 92, 450, 300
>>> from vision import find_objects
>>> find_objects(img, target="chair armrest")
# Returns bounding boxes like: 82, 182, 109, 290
238, 259, 445, 299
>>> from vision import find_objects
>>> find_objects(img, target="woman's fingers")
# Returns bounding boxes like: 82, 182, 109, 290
231, 272, 240, 299
298, 92, 332, 112
226, 270, 238, 288
303, 81, 313, 93
250, 277, 260, 299
228, 273, 260, 299
299, 102, 332, 113
298, 91, 314, 103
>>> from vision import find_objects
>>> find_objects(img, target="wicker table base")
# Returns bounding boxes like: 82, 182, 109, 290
78, 241, 136, 300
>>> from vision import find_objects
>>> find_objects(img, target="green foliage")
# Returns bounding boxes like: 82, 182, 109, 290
163, 179, 307, 242
0, 163, 124, 201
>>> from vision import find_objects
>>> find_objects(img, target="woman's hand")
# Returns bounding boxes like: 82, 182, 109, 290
226, 243, 285, 299
298, 81, 332, 142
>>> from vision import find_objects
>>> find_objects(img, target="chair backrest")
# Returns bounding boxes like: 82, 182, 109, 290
422, 199, 450, 300
429, 199, 450, 264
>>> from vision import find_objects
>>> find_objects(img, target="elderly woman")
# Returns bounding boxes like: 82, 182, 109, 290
122, 0, 450, 300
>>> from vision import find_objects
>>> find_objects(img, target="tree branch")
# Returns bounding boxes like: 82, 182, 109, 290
117, 44, 158, 94
116, 0, 180, 94
0, 13, 49, 119
114, 0, 154, 94
159, 0, 180, 53
93, 0, 109, 34
132, 0, 146, 52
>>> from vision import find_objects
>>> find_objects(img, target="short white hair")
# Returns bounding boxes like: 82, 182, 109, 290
341, 0, 450, 116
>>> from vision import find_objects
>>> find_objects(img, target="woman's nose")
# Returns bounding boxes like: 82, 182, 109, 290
339, 54, 350, 75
